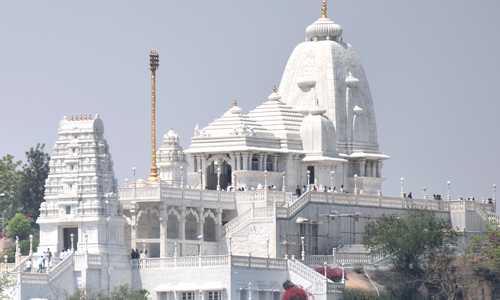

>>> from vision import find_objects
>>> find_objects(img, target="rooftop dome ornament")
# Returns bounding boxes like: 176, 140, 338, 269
306, 0, 342, 41
268, 85, 281, 101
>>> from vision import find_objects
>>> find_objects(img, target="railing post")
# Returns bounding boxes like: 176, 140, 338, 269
341, 263, 345, 284
332, 248, 337, 267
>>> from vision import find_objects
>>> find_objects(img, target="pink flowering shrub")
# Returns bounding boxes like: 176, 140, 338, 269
282, 287, 312, 300
313, 265, 346, 282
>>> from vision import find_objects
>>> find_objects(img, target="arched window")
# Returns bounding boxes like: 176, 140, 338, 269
203, 216, 216, 242
167, 213, 178, 239
185, 212, 198, 240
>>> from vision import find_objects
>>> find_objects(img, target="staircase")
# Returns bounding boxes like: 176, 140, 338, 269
287, 259, 343, 300
222, 206, 275, 237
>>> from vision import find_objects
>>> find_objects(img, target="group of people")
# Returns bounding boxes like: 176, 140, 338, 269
25, 248, 52, 273
130, 249, 148, 259
295, 185, 347, 196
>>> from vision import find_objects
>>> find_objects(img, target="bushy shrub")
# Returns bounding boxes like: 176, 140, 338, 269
7, 214, 30, 240
282, 287, 311, 300
342, 289, 392, 300
314, 265, 347, 282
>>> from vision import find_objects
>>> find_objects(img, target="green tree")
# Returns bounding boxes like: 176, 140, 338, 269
0, 154, 22, 215
108, 285, 150, 300
362, 209, 457, 280
7, 213, 31, 240
16, 143, 50, 221
466, 221, 500, 294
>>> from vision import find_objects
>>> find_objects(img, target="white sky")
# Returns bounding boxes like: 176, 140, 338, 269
1, 1, 499, 213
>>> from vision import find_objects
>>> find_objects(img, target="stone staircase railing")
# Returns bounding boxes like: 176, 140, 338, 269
287, 258, 343, 296
222, 206, 275, 237
19, 252, 74, 285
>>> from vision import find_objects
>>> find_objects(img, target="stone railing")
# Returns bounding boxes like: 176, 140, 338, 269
131, 255, 286, 270
19, 252, 74, 285
488, 213, 500, 224
288, 258, 343, 295
277, 191, 495, 219
119, 186, 287, 205
222, 206, 275, 237
305, 251, 386, 268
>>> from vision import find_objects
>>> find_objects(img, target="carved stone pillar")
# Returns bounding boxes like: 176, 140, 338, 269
201, 156, 207, 189
359, 159, 366, 177
365, 160, 372, 178
179, 206, 186, 256
259, 153, 265, 171
130, 204, 138, 250
159, 203, 168, 257
273, 155, 279, 172
215, 208, 223, 241
376, 161, 382, 178
242, 153, 249, 170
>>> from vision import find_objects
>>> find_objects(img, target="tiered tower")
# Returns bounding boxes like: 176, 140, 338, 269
157, 126, 188, 186
37, 114, 127, 255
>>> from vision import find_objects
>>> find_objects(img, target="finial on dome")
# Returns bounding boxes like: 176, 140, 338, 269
273, 85, 276, 93
322, 0, 327, 18
170, 125, 173, 130
316, 98, 319, 106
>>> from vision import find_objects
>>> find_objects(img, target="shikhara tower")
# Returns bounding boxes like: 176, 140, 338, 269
187, 2, 389, 194
37, 114, 127, 255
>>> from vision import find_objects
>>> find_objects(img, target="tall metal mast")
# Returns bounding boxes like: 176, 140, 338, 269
147, 50, 160, 182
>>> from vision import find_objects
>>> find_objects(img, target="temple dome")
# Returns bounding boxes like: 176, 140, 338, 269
306, 17, 342, 41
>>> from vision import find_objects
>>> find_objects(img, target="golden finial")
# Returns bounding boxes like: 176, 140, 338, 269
273, 85, 277, 93
79, 114, 82, 121
84, 114, 87, 121
89, 114, 92, 120
322, 0, 327, 18
231, 101, 234, 108
170, 125, 173, 130
316, 98, 319, 106
71, 115, 73, 121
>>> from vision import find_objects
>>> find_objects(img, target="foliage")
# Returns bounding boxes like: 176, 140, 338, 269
342, 289, 393, 300
15, 143, 50, 221
282, 287, 311, 300
66, 285, 149, 300
466, 222, 500, 293
362, 208, 457, 280
353, 264, 363, 274
0, 154, 22, 216
0, 273, 13, 298
313, 265, 346, 282
7, 213, 31, 240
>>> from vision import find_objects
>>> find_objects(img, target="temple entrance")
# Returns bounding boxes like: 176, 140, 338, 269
206, 161, 232, 190
63, 227, 78, 251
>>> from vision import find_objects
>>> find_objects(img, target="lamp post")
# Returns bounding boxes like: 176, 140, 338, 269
423, 187, 427, 200
341, 263, 345, 283
282, 172, 286, 192
264, 170, 268, 189
248, 282, 252, 300
307, 170, 311, 191
85, 234, 88, 253
198, 169, 202, 190
447, 181, 451, 201
493, 184, 496, 203
301, 236, 305, 261
217, 167, 221, 191
133, 167, 136, 183
330, 171, 335, 194
324, 261, 328, 280
70, 234, 74, 253
180, 166, 184, 188
400, 177, 404, 198
29, 234, 33, 256
354, 174, 358, 195
266, 238, 270, 258
198, 234, 203, 256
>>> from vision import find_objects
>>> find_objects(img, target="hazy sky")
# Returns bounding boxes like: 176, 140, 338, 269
1, 1, 499, 212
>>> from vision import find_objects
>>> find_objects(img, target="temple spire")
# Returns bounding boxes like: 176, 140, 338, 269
147, 50, 160, 183
322, 0, 327, 18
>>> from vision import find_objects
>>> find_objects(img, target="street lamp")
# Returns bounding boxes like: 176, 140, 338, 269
282, 172, 286, 192
301, 236, 305, 260
264, 170, 268, 189
307, 170, 311, 191
400, 177, 404, 198
354, 174, 358, 195
180, 166, 184, 188
330, 171, 335, 194
198, 169, 202, 190
266, 238, 270, 258
216, 167, 221, 191
198, 234, 203, 256
423, 187, 427, 200
85, 234, 88, 253
29, 235, 33, 256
